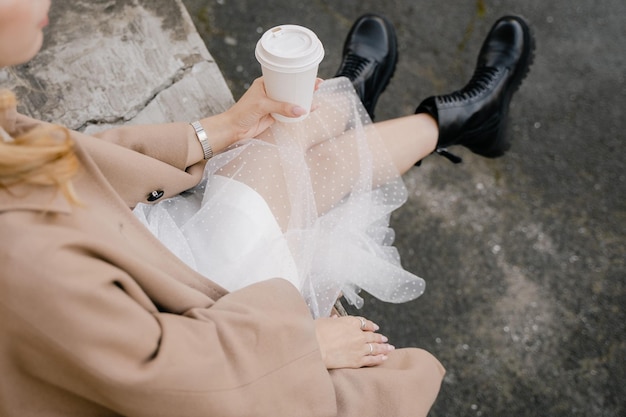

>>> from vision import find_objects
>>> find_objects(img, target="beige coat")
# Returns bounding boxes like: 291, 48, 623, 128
0, 114, 444, 417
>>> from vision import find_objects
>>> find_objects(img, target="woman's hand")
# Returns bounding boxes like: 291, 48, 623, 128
314, 315, 395, 369
188, 77, 323, 165
221, 77, 310, 141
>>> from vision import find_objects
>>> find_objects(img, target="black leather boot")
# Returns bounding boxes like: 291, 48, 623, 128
334, 14, 398, 120
416, 15, 535, 163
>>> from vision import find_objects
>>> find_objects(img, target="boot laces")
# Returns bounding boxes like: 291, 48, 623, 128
440, 66, 500, 104
336, 54, 372, 81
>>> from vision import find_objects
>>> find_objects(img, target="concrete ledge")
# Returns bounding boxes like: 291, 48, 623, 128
0, 0, 234, 134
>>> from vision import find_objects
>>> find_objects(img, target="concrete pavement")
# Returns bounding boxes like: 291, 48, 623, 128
183, 1, 625, 416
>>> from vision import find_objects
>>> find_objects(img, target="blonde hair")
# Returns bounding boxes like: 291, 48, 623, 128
0, 89, 81, 204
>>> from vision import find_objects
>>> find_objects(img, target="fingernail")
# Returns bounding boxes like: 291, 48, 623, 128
387, 344, 396, 351
381, 336, 388, 343
292, 106, 307, 116
373, 324, 380, 331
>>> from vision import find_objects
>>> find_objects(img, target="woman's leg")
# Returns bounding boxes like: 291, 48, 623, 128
256, 81, 437, 176
215, 108, 435, 229
302, 113, 436, 215
369, 113, 438, 174
218, 12, 535, 227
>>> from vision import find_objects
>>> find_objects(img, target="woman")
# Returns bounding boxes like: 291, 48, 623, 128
0, 0, 532, 416
131, 13, 534, 319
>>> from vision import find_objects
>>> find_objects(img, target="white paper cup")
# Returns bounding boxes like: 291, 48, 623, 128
255, 25, 324, 123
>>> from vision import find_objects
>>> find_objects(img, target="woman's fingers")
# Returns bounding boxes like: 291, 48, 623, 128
314, 315, 396, 369
361, 353, 390, 367
358, 317, 395, 367
360, 342, 395, 367
226, 76, 320, 138
365, 332, 389, 344
354, 316, 380, 332
254, 77, 312, 119
364, 341, 395, 356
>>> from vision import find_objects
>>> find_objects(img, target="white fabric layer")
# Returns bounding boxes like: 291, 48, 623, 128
133, 77, 425, 318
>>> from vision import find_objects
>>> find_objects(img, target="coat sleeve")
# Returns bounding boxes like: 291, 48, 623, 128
75, 126, 206, 208
1, 238, 337, 417
14, 114, 206, 207
91, 122, 193, 171
15, 113, 194, 171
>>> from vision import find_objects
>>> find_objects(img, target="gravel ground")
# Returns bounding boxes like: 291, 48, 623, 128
182, 1, 625, 416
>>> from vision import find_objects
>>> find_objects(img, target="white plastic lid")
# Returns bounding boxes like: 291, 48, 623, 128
255, 25, 325, 73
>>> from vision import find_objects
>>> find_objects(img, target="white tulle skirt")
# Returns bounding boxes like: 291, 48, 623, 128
133, 78, 425, 318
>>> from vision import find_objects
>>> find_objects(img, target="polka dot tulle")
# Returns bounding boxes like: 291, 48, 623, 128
133, 78, 425, 318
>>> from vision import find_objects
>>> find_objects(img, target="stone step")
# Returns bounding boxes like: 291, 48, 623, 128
0, 0, 234, 134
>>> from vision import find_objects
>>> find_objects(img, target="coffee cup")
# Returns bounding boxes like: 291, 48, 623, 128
255, 24, 325, 123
